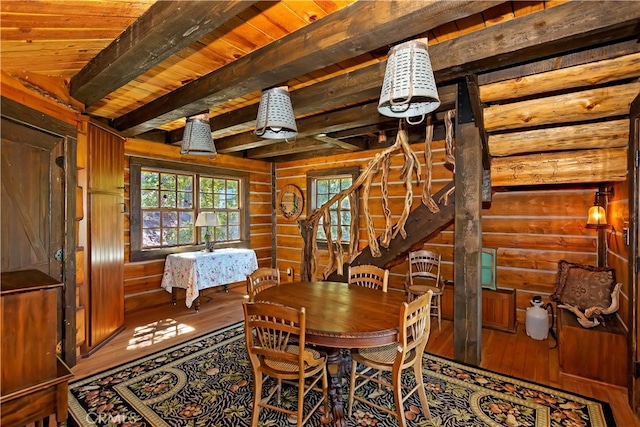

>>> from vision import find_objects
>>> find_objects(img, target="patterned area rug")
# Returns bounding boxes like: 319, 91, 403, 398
68, 322, 616, 427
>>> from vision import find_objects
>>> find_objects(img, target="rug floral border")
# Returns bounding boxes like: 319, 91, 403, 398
68, 321, 617, 427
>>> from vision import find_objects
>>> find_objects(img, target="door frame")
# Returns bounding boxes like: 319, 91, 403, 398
1, 96, 77, 367
629, 94, 639, 411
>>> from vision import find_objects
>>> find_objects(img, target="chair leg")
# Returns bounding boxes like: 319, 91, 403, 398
413, 355, 432, 420
297, 377, 305, 427
392, 367, 407, 427
251, 373, 263, 427
321, 367, 330, 423
347, 359, 358, 417
437, 294, 442, 330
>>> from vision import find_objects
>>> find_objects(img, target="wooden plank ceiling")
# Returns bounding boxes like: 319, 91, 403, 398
2, 0, 639, 162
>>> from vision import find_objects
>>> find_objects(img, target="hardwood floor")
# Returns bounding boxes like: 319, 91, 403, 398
72, 285, 639, 426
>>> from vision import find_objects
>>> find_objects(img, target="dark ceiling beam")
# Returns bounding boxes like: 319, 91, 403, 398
270, 147, 352, 164
167, 61, 387, 144
215, 83, 461, 153
248, 138, 337, 159
216, 102, 384, 153
70, 1, 256, 107
430, 0, 640, 83
329, 123, 394, 140
463, 74, 490, 170
169, 1, 640, 145
313, 135, 366, 151
113, 0, 499, 136
262, 117, 451, 162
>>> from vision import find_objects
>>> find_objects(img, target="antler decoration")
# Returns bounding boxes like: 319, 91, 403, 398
558, 282, 623, 328
558, 303, 601, 328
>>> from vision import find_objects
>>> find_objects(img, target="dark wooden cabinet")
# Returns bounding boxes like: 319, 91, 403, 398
441, 284, 516, 332
84, 120, 126, 353
1, 269, 73, 426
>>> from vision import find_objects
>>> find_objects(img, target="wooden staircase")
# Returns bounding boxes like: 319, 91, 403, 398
325, 180, 455, 282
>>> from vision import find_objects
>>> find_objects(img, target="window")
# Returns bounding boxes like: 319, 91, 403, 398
140, 170, 196, 248
481, 248, 497, 290
307, 167, 359, 245
199, 176, 241, 242
130, 158, 249, 261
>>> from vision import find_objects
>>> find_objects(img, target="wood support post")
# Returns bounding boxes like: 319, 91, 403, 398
453, 80, 483, 365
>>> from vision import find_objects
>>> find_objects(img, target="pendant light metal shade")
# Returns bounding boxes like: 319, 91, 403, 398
378, 39, 440, 124
181, 113, 216, 156
255, 86, 297, 139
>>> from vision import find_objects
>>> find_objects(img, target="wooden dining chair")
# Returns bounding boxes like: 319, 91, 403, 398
243, 301, 329, 427
348, 264, 389, 292
347, 290, 434, 427
247, 267, 280, 300
405, 249, 445, 330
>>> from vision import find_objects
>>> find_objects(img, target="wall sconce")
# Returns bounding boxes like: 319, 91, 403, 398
181, 112, 217, 157
196, 212, 219, 251
586, 189, 612, 229
255, 86, 297, 141
378, 38, 440, 125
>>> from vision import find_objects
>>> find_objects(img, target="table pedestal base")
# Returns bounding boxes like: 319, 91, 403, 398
326, 348, 352, 427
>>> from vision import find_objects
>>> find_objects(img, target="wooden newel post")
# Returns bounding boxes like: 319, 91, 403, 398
298, 218, 314, 282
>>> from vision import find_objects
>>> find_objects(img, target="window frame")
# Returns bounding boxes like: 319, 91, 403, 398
481, 247, 497, 290
306, 166, 360, 248
129, 157, 250, 262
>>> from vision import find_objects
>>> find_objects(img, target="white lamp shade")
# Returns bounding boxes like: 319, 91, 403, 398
255, 86, 297, 139
378, 39, 440, 122
196, 212, 219, 227
181, 113, 217, 156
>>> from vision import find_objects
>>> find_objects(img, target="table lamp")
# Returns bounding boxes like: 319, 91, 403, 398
195, 212, 219, 251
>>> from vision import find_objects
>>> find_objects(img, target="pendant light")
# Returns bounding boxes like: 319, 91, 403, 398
181, 112, 216, 157
378, 39, 440, 125
255, 86, 297, 141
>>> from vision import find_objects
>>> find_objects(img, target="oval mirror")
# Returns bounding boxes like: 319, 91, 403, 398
278, 184, 303, 221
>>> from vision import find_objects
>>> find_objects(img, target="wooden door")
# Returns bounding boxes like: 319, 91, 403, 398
0, 118, 64, 280
630, 95, 640, 413
86, 122, 125, 349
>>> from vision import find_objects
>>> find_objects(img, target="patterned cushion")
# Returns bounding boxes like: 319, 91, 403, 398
551, 260, 616, 311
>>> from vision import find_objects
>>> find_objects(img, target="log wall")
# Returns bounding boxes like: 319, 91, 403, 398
276, 50, 639, 329
480, 50, 637, 329
275, 141, 601, 326
122, 139, 272, 312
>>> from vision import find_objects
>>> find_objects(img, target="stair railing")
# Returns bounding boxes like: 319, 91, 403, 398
299, 111, 456, 281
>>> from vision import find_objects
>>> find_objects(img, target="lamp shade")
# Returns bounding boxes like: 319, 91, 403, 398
181, 113, 216, 156
255, 86, 297, 139
586, 205, 608, 228
196, 212, 219, 227
378, 39, 440, 123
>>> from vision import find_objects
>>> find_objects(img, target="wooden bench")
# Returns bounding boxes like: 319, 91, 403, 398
558, 308, 627, 387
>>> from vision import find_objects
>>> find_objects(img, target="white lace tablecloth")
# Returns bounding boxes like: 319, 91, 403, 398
161, 248, 258, 308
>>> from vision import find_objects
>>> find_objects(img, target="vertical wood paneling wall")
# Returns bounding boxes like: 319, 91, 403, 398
609, 180, 631, 331
275, 139, 600, 327
122, 139, 272, 313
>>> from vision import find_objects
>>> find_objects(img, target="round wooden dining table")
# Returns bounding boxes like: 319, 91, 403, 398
253, 280, 407, 427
